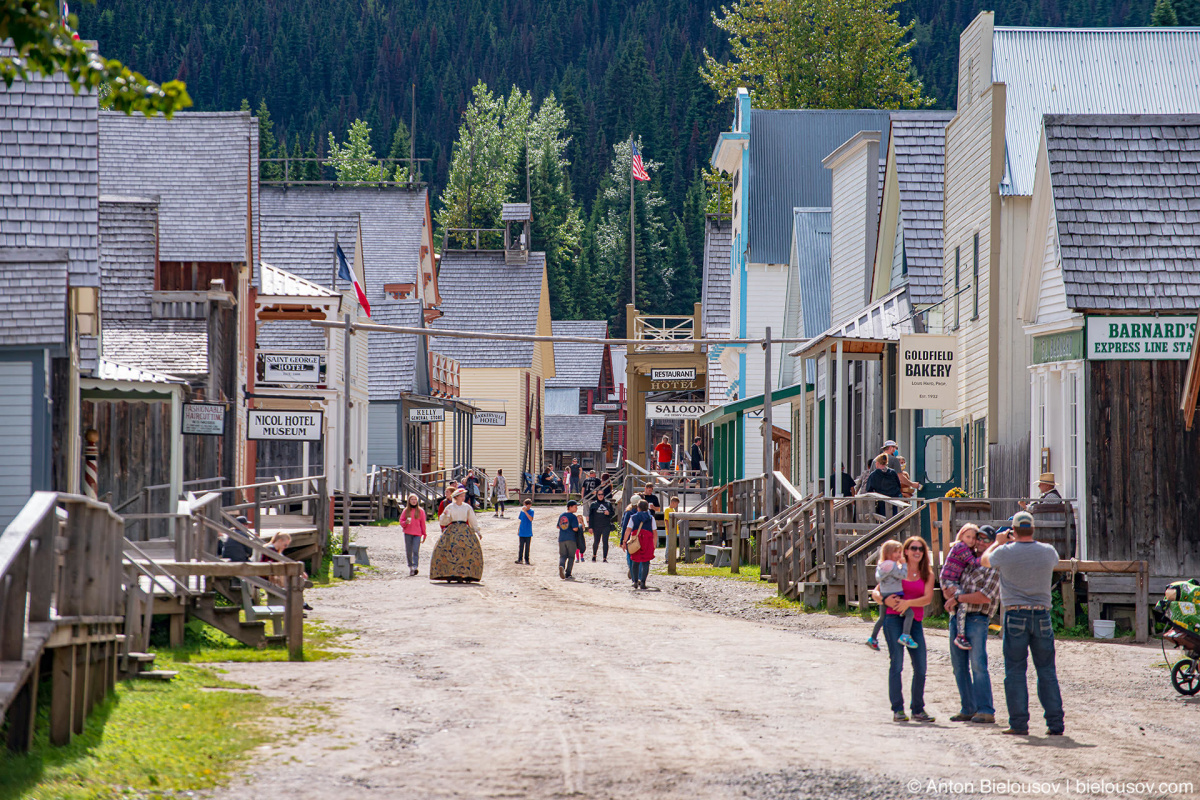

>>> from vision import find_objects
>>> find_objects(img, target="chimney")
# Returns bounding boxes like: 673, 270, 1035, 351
823, 131, 881, 328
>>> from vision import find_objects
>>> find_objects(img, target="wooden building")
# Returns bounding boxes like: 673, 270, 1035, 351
431, 241, 554, 485
545, 320, 615, 467
941, 13, 1200, 498
0, 51, 100, 525
1017, 114, 1200, 576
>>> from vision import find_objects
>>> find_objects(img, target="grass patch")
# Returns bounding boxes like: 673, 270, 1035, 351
158, 618, 354, 664
0, 663, 279, 800
655, 563, 763, 582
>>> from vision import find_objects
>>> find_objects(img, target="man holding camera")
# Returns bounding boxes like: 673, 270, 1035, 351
981, 511, 1065, 737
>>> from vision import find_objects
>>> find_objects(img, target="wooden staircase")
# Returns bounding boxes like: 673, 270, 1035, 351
332, 494, 379, 526
121, 651, 178, 681
190, 592, 287, 649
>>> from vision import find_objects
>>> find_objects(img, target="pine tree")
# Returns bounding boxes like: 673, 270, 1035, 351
327, 120, 386, 184
387, 120, 417, 183
303, 134, 321, 182
1175, 0, 1200, 24
1152, 0, 1181, 24
256, 100, 282, 181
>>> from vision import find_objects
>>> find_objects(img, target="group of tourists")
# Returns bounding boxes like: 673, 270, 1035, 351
652, 435, 706, 474
869, 512, 1065, 736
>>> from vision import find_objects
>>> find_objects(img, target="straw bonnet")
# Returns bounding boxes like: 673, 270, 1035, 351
452, 486, 468, 497
1037, 472, 1056, 485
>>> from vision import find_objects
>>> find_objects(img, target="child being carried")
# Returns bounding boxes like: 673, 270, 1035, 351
866, 541, 917, 650
941, 524, 981, 651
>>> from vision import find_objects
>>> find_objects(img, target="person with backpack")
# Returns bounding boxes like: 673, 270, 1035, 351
623, 500, 656, 590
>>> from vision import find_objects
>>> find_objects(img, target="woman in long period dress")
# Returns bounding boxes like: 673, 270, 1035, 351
431, 486, 484, 582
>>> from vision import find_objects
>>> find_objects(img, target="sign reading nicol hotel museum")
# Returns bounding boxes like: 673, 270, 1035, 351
248, 410, 323, 441
1086, 316, 1196, 360
898, 334, 957, 410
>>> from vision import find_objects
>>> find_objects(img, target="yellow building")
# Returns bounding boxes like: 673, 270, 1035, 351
431, 247, 554, 488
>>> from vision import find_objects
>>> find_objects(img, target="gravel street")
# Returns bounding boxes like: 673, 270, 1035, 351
210, 509, 1200, 800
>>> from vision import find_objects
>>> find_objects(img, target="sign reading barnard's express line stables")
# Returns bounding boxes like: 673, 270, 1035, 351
1086, 315, 1196, 360
898, 334, 957, 410
248, 409, 323, 441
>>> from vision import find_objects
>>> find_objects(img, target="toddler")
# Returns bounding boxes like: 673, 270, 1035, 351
941, 524, 980, 651
866, 541, 916, 650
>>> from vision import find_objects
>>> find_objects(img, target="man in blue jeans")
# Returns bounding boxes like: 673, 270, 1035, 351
947, 527, 1001, 724
982, 511, 1065, 736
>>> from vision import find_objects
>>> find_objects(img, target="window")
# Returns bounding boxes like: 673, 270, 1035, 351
1067, 371, 1079, 499
972, 233, 980, 320
972, 418, 986, 496
953, 246, 961, 329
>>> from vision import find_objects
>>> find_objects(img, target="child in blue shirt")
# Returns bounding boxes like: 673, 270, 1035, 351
516, 499, 534, 565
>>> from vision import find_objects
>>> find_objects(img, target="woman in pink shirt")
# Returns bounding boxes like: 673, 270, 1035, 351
399, 493, 427, 576
881, 535, 935, 723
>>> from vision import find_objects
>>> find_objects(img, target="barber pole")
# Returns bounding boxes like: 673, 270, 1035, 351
84, 429, 99, 500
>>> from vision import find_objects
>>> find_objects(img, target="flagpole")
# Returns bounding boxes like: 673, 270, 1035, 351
333, 231, 340, 288
629, 135, 635, 308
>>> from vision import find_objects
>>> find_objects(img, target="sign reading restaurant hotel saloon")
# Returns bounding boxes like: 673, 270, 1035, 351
898, 334, 957, 410
646, 401, 713, 420
408, 407, 446, 423
1086, 315, 1196, 360
259, 353, 322, 384
182, 403, 225, 435
473, 411, 507, 426
248, 409, 323, 441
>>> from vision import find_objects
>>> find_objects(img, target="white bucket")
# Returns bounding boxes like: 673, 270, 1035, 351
1092, 619, 1116, 639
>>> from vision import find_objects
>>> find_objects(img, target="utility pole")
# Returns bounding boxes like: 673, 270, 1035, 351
763, 327, 774, 519
629, 135, 635, 307
342, 313, 352, 555
410, 82, 416, 182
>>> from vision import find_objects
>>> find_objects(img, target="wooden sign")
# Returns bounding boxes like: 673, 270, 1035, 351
646, 401, 714, 420
649, 379, 702, 391
408, 407, 446, 423
592, 403, 620, 411
259, 353, 322, 384
898, 334, 957, 410
473, 411, 507, 426
1087, 315, 1195, 360
182, 403, 225, 435
248, 410, 323, 441
651, 368, 696, 381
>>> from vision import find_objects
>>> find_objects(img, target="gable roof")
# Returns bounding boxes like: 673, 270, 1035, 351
889, 112, 954, 305
260, 186, 428, 300
543, 414, 606, 452
701, 216, 732, 336
748, 109, 892, 264
0, 46, 99, 289
98, 111, 256, 263
993, 27, 1200, 196
1044, 114, 1200, 312
547, 321, 608, 388
368, 300, 424, 400
431, 251, 545, 368
98, 197, 158, 323
259, 213, 359, 291
259, 262, 340, 298
0, 249, 69, 347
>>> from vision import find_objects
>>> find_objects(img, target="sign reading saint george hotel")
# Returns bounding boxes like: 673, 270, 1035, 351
259, 353, 322, 384
898, 334, 957, 410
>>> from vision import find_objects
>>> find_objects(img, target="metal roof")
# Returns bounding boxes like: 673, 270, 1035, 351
789, 286, 916, 359
748, 109, 892, 265
793, 209, 832, 340
992, 27, 1200, 196
1044, 114, 1200, 312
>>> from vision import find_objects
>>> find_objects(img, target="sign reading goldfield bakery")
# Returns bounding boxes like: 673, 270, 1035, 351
646, 401, 713, 420
898, 334, 957, 410
1086, 316, 1196, 360
248, 410, 323, 441
260, 353, 322, 384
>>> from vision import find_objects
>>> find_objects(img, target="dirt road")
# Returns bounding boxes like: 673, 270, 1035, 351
211, 509, 1200, 800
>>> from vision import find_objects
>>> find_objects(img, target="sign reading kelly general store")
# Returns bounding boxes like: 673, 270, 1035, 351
1086, 315, 1196, 360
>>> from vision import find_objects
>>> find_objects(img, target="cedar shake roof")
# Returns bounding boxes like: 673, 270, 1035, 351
431, 251, 546, 368
0, 249, 69, 347
544, 414, 606, 452
98, 111, 257, 263
102, 320, 208, 377
547, 320, 607, 389
260, 185, 428, 300
259, 214, 359, 291
1044, 114, 1200, 312
98, 197, 158, 322
368, 300, 423, 400
701, 217, 732, 336
889, 112, 954, 305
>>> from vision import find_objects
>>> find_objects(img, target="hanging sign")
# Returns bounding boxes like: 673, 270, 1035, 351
646, 401, 714, 420
592, 403, 620, 411
898, 334, 957, 410
182, 403, 225, 435
1086, 315, 1196, 360
408, 407, 446, 423
248, 409, 323, 441
650, 368, 696, 381
259, 353, 322, 384
649, 379, 702, 391
473, 411, 507, 426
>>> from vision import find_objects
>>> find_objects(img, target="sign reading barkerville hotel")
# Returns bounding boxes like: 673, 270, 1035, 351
248, 410, 323, 441
650, 368, 696, 381
1087, 315, 1196, 360
898, 334, 957, 410
473, 411, 506, 426
408, 407, 446, 423
261, 353, 321, 384
646, 401, 713, 420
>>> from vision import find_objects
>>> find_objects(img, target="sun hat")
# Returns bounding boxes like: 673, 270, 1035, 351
1012, 511, 1034, 529
452, 487, 467, 498
883, 440, 897, 448
1037, 472, 1056, 484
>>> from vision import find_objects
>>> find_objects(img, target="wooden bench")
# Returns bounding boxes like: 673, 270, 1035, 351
240, 583, 285, 635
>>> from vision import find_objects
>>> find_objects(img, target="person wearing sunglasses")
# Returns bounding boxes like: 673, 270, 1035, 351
873, 535, 936, 723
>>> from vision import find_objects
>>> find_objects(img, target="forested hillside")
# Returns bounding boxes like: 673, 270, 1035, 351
77, 0, 1157, 328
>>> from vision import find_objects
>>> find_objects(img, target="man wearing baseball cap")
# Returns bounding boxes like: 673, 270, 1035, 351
881, 440, 901, 472
981, 510, 1064, 737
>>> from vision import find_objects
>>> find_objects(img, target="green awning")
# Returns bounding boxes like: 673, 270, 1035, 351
698, 381, 810, 426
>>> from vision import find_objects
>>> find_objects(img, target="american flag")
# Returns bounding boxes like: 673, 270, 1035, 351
631, 143, 650, 182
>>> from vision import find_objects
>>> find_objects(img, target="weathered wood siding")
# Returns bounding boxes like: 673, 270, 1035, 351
83, 398, 173, 536
1087, 359, 1200, 575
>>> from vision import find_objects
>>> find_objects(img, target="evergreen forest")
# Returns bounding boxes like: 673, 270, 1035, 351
78, 0, 1162, 330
